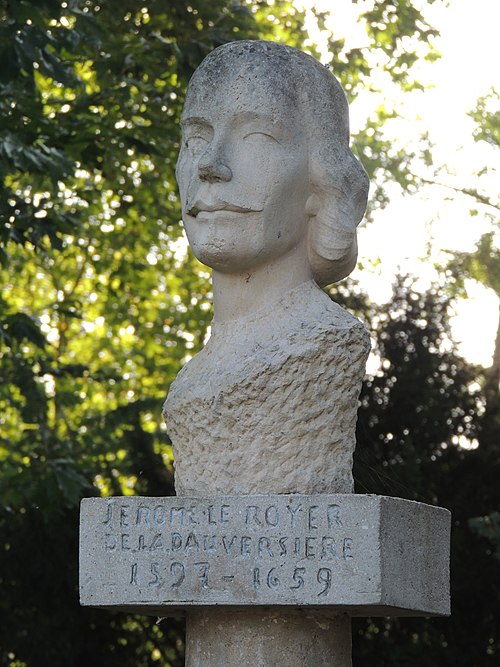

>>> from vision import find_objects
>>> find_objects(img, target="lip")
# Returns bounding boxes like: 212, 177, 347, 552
187, 201, 262, 217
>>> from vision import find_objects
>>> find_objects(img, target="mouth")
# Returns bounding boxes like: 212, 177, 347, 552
187, 201, 262, 217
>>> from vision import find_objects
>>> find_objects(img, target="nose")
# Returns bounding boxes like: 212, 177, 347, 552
198, 144, 232, 183
198, 162, 232, 182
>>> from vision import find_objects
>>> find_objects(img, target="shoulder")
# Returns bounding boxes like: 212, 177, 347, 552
289, 280, 366, 333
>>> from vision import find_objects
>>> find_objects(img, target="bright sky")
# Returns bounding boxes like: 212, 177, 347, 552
296, 0, 500, 367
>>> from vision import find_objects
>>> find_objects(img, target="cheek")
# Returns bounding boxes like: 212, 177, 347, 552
231, 139, 284, 182
269, 160, 310, 205
234, 148, 271, 180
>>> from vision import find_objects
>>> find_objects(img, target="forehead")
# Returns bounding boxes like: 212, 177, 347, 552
182, 57, 301, 125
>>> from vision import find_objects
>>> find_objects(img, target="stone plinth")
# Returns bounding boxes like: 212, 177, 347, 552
79, 494, 450, 617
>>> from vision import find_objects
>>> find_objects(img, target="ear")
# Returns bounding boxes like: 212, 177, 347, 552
305, 192, 320, 217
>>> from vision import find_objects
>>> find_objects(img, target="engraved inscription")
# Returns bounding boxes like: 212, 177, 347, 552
80, 494, 451, 614
87, 496, 365, 606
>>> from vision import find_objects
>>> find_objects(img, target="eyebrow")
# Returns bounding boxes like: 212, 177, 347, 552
232, 110, 286, 133
180, 116, 213, 130
181, 112, 287, 132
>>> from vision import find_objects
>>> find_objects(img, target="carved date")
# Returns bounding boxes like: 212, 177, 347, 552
252, 566, 333, 596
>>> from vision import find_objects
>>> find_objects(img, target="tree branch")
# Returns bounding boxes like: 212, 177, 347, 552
420, 178, 500, 212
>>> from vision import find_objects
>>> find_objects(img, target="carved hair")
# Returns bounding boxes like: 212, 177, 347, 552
190, 41, 369, 287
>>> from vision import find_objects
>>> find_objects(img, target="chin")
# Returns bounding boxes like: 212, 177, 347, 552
192, 243, 257, 273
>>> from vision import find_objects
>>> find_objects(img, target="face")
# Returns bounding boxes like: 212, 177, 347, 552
176, 68, 311, 273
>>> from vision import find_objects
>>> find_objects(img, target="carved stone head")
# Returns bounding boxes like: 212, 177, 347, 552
176, 40, 368, 286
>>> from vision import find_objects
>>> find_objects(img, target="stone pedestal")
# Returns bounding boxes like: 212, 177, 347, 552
80, 494, 450, 616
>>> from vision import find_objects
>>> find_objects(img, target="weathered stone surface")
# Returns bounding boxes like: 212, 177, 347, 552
79, 494, 450, 616
163, 40, 371, 497
164, 281, 370, 496
175, 40, 369, 291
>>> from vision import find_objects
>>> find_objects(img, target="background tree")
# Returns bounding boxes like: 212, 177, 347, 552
342, 276, 500, 666
443, 88, 500, 406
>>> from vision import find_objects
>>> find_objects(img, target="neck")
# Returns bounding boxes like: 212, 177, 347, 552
212, 240, 313, 322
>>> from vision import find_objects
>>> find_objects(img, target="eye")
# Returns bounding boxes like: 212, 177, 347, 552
184, 135, 209, 152
243, 131, 279, 144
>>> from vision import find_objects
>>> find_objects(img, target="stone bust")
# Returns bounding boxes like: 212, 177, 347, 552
163, 41, 370, 496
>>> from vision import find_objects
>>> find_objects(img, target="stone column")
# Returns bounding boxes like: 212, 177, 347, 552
186, 610, 351, 667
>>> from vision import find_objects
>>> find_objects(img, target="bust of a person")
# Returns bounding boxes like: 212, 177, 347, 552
163, 41, 370, 496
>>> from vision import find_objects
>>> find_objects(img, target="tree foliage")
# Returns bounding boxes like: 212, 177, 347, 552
439, 88, 500, 410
